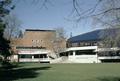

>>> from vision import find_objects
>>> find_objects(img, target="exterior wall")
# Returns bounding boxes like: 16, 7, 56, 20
10, 54, 18, 62
64, 45, 120, 63
20, 30, 56, 51
68, 55, 100, 63
65, 46, 101, 63
11, 29, 66, 57
10, 29, 66, 62
17, 49, 51, 62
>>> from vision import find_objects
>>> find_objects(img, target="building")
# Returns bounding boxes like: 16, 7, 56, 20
10, 28, 120, 63
10, 29, 66, 62
60, 28, 120, 63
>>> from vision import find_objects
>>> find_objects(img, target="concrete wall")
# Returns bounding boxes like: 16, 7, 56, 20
68, 55, 100, 63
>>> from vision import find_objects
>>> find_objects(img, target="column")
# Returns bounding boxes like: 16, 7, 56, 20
32, 55, 34, 62
73, 51, 76, 56
73, 51, 76, 60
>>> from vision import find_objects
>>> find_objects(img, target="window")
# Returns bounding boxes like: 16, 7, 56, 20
71, 43, 78, 47
19, 55, 32, 58
92, 42, 97, 46
84, 42, 91, 46
36, 40, 39, 43
34, 55, 39, 58
32, 40, 36, 43
69, 51, 73, 55
79, 42, 84, 47
75, 50, 96, 55
33, 54, 48, 58
43, 54, 47, 58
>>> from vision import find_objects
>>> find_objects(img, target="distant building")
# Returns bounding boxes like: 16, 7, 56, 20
60, 28, 120, 63
10, 29, 66, 62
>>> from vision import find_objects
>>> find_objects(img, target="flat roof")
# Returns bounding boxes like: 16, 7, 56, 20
25, 29, 55, 32
16, 46, 46, 49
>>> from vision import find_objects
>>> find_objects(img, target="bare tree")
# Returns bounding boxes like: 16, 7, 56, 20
52, 27, 66, 57
17, 30, 23, 38
71, 0, 120, 48
72, 0, 120, 27
3, 14, 21, 40
11, 0, 120, 48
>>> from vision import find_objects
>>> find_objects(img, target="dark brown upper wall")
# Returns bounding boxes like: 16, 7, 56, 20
11, 29, 66, 54
22, 29, 56, 49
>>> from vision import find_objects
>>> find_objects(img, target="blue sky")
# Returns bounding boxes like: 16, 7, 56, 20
11, 0, 101, 37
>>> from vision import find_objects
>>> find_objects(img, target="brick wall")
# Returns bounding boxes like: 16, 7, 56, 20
11, 29, 66, 55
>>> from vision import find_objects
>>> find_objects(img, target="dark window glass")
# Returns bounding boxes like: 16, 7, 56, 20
71, 43, 78, 47
34, 55, 39, 58
33, 54, 48, 58
75, 50, 96, 55
98, 51, 120, 56
69, 51, 73, 55
40, 54, 47, 58
19, 55, 32, 58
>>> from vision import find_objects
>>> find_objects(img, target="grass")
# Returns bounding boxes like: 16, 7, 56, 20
0, 63, 120, 81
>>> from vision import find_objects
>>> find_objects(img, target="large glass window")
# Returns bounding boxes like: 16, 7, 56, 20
98, 51, 120, 56
39, 54, 47, 58
34, 55, 39, 58
34, 54, 48, 58
19, 55, 32, 58
75, 50, 96, 55
69, 51, 73, 55
71, 43, 79, 47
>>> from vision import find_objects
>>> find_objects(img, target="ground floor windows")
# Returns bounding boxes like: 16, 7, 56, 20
34, 54, 47, 58
19, 54, 48, 59
69, 51, 73, 55
18, 54, 50, 63
19, 55, 32, 58
34, 55, 39, 58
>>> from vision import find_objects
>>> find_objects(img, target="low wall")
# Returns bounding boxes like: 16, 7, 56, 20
68, 55, 101, 63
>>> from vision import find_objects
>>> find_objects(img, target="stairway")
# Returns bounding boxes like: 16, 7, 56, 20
50, 56, 74, 63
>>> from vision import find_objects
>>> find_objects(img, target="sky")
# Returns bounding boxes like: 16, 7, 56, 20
11, 0, 101, 37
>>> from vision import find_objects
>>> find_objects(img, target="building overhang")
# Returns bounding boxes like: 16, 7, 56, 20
17, 49, 51, 55
66, 46, 98, 52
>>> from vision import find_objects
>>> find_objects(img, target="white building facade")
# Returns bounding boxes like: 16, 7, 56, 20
59, 29, 120, 63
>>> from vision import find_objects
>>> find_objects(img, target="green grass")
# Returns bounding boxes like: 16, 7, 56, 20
0, 63, 120, 81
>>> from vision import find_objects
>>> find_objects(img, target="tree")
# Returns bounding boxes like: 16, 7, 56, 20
33, 0, 120, 48
17, 30, 23, 38
0, 0, 13, 61
72, 0, 120, 26
52, 27, 66, 57
3, 14, 22, 40
71, 0, 120, 48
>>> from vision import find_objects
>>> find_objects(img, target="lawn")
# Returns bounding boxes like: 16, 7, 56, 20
0, 63, 120, 81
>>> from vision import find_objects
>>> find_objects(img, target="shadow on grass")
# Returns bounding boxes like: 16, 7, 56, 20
0, 65, 51, 81
95, 76, 120, 81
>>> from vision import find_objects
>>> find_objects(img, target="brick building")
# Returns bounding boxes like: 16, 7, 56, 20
10, 29, 66, 62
